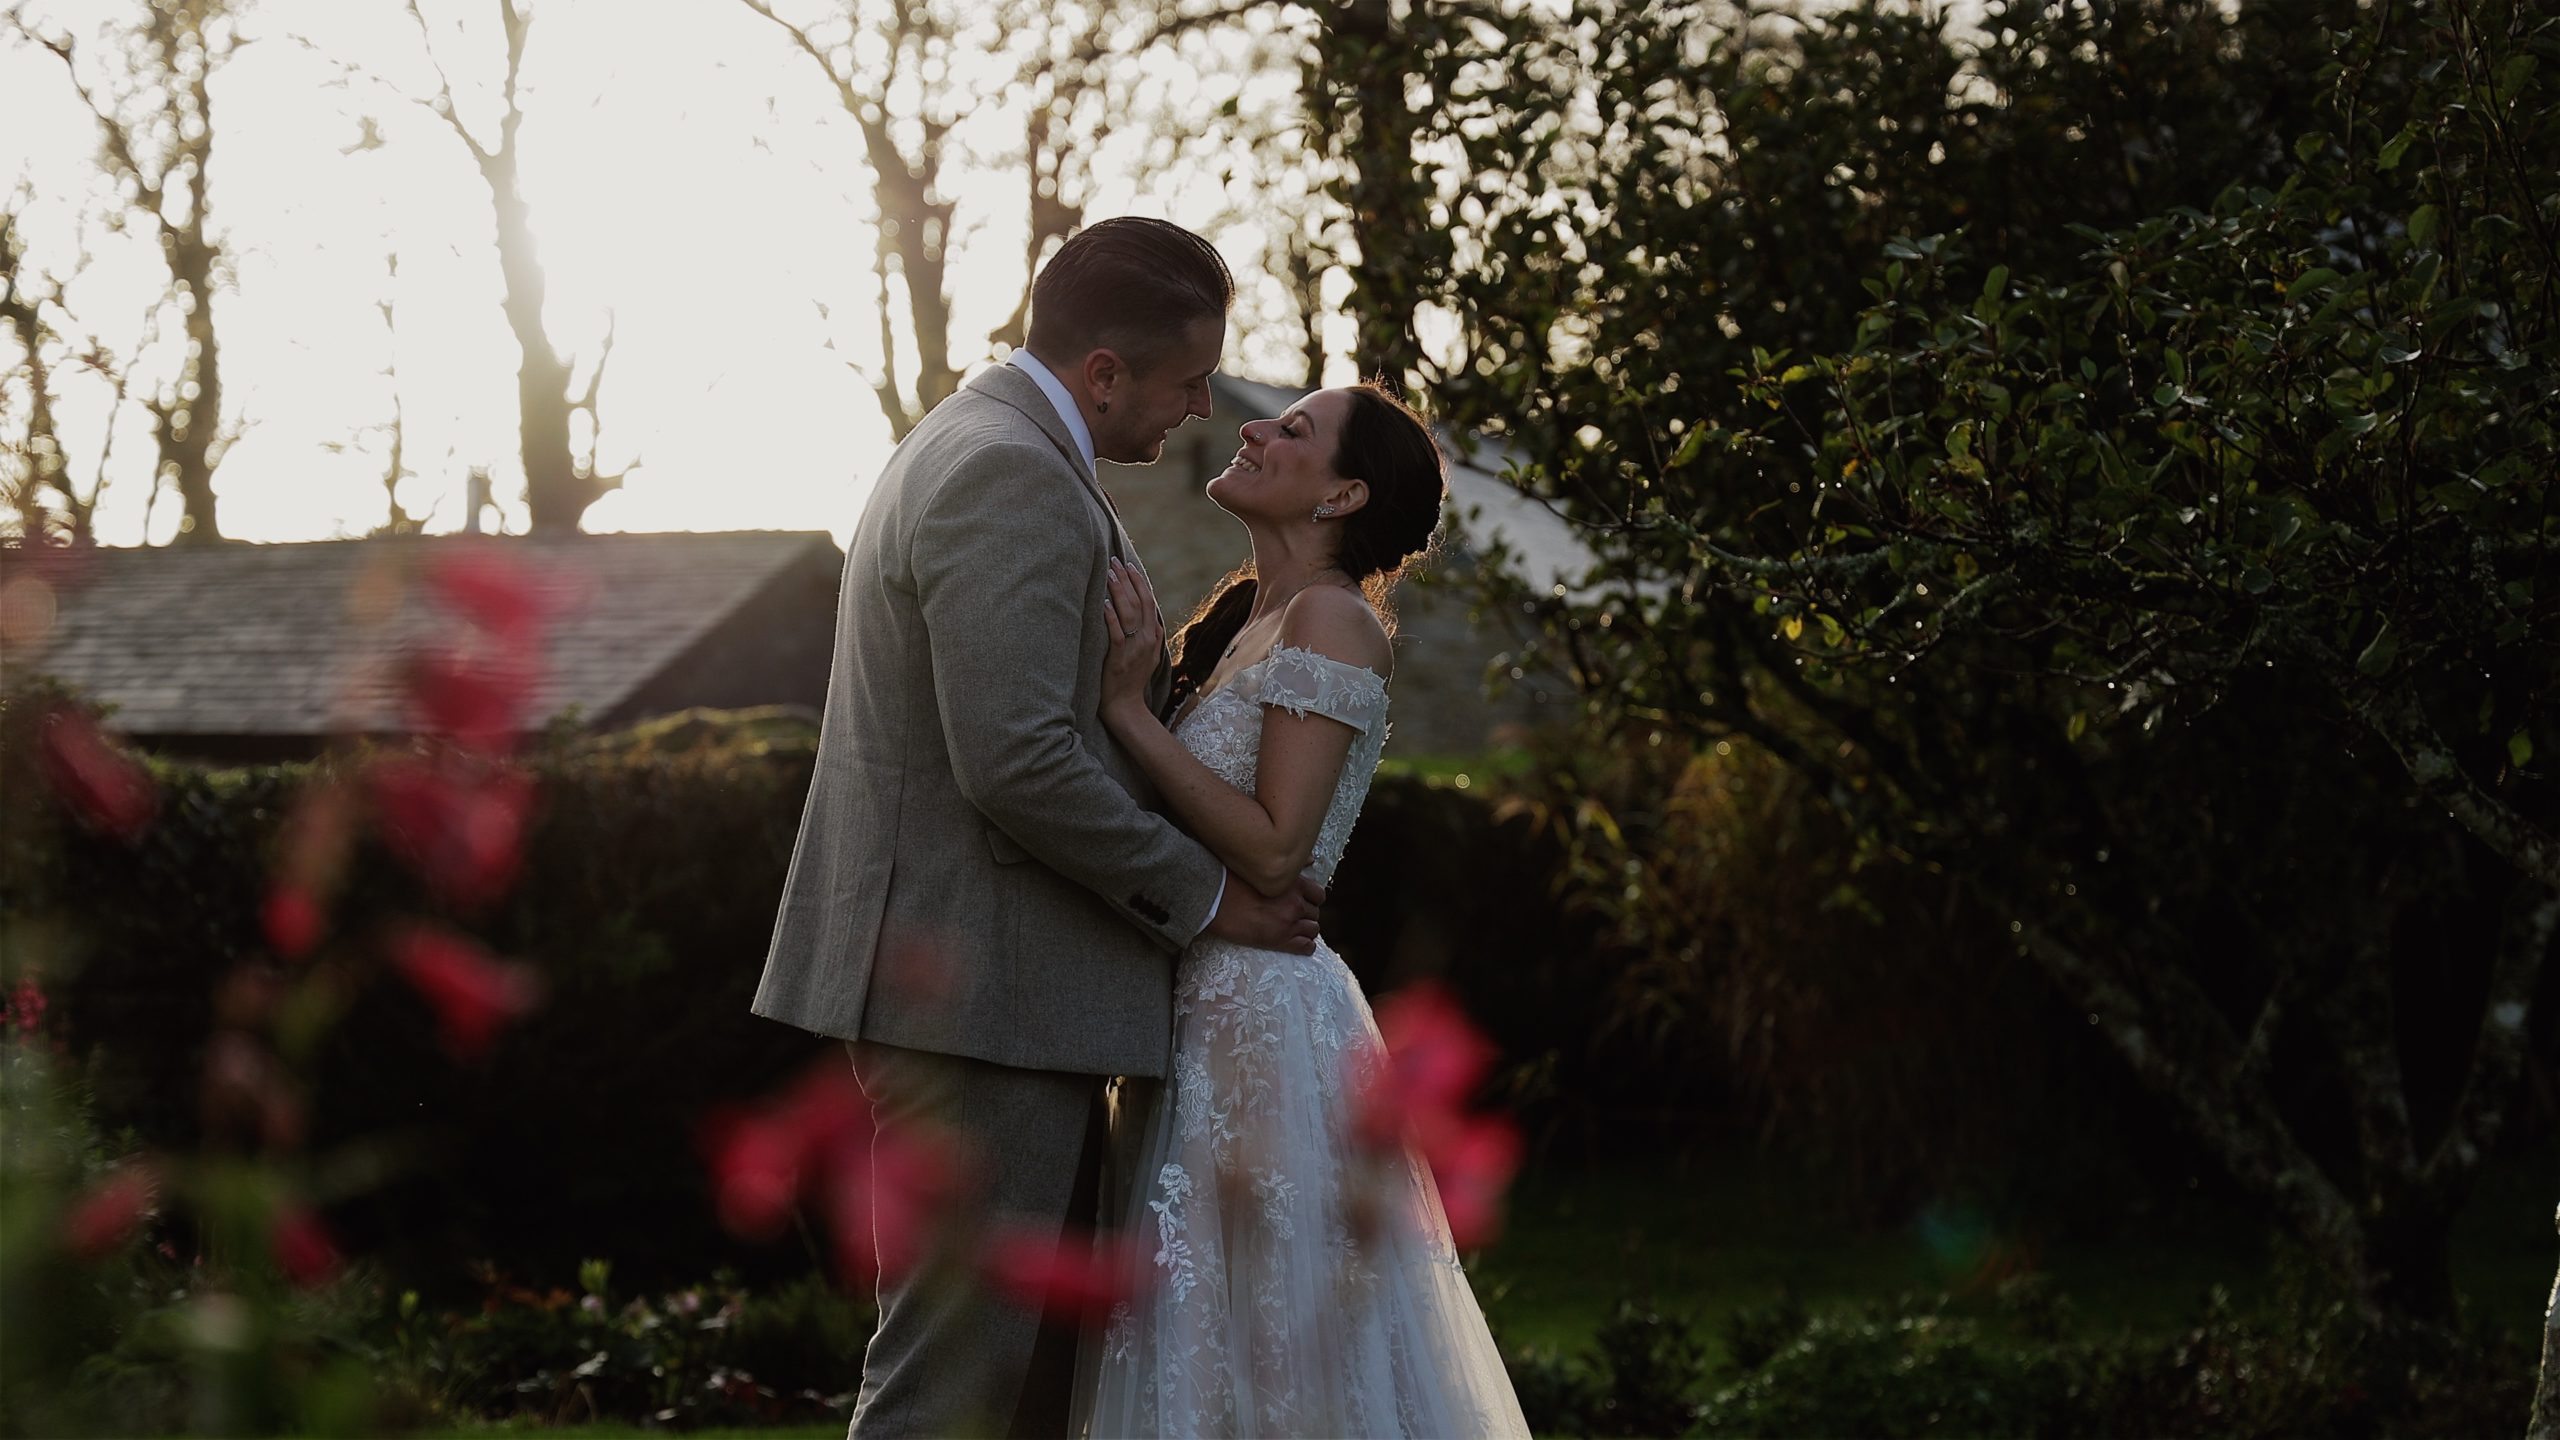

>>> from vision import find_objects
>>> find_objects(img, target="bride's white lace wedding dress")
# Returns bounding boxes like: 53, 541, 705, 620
1078, 645, 1530, 1439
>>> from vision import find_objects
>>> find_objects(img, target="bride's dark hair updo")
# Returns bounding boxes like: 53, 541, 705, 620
1167, 381, 1448, 713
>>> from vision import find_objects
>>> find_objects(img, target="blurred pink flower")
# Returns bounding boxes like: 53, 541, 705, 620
1427, 1114, 1524, 1251
369, 756, 534, 909
4, 971, 46, 1035
37, 706, 157, 841
820, 1118, 962, 1286
272, 1205, 344, 1288
1352, 982, 1498, 1150
981, 1225, 1146, 1320
262, 885, 324, 960
424, 545, 554, 643
63, 1161, 159, 1261
388, 924, 542, 1061
701, 1108, 805, 1241
263, 781, 358, 958
404, 647, 536, 751
703, 1060, 967, 1288
1351, 983, 1523, 1249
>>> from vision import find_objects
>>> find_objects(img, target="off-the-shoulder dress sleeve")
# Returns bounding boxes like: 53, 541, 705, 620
1241, 644, 1391, 735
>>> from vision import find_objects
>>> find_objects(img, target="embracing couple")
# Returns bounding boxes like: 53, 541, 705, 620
752, 217, 1529, 1439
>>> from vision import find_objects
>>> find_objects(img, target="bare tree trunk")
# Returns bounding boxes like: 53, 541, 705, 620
737, 0, 960, 440
1317, 0, 1427, 365
389, 0, 615, 533
145, 4, 226, 543
2531, 1204, 2560, 1440
0, 210, 84, 541
163, 235, 225, 543
20, 0, 239, 544
1283, 227, 1327, 389
741, 0, 1184, 438
372, 253, 428, 535
485, 148, 585, 531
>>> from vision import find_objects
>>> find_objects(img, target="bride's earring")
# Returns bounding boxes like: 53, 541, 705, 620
1313, 503, 1336, 520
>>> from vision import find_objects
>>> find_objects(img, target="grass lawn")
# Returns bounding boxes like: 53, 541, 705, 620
1467, 1139, 2557, 1364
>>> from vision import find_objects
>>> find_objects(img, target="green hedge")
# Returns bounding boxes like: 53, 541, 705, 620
2, 698, 1621, 1295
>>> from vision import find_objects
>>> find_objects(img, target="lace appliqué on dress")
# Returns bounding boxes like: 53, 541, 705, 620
1077, 643, 1530, 1439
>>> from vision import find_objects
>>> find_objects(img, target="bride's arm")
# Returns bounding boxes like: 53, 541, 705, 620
1101, 564, 1389, 898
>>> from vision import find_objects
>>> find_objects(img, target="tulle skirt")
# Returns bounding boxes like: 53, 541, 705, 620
1076, 938, 1529, 1439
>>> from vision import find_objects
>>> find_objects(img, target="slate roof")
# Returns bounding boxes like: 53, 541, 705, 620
5, 531, 842, 739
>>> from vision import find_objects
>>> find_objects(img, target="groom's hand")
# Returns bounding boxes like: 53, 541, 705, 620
1204, 872, 1325, 954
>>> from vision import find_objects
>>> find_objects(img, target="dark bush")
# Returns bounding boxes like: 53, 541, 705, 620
430, 1262, 865, 1428
1506, 1281, 2536, 1439
4, 694, 1610, 1294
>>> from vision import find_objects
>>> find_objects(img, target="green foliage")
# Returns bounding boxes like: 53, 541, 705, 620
1504, 1282, 2534, 1439
1373, 0, 2558, 1330
1493, 729, 2166, 1207
429, 1266, 864, 1428
0, 1037, 396, 1438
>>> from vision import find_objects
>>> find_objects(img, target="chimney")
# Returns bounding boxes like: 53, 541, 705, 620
464, 467, 492, 535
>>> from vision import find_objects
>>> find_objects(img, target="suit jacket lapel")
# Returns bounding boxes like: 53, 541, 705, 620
965, 365, 1125, 540
963, 364, 1173, 705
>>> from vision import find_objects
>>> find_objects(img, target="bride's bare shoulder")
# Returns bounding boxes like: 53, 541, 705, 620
1277, 584, 1392, 680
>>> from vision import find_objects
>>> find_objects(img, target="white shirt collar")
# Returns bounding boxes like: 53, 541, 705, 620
1006, 349, 1096, 473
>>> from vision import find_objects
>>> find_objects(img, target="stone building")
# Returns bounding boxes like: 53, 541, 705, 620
8, 531, 842, 763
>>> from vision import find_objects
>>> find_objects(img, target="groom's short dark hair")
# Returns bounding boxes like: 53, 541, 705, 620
1028, 217, 1234, 373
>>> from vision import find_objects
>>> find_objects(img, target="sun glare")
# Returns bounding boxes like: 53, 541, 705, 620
4, 0, 1302, 549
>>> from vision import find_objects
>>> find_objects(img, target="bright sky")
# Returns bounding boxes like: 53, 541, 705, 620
0, 0, 1329, 548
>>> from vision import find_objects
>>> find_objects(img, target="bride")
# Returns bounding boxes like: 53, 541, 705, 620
1075, 381, 1531, 1438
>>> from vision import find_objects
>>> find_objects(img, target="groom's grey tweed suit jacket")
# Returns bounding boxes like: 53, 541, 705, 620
752, 363, 1227, 1079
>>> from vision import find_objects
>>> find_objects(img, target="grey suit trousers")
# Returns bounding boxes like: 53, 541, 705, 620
846, 1040, 1108, 1439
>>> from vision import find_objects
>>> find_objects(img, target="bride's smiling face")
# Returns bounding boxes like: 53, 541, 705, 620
1206, 389, 1360, 521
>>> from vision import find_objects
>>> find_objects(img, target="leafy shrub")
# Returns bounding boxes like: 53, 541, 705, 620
0, 1035, 402, 1438
1504, 1300, 1712, 1438
1695, 1296, 2083, 1438
430, 1261, 866, 1428
1505, 1281, 2536, 1439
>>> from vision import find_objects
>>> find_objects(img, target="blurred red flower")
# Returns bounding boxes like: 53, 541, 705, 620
701, 1064, 865, 1240
1352, 982, 1498, 1150
1426, 1114, 1525, 1251
424, 546, 554, 642
4, 972, 46, 1035
1350, 983, 1523, 1249
37, 705, 156, 841
263, 781, 359, 957
981, 1225, 1146, 1320
704, 1059, 967, 1288
272, 1205, 344, 1288
701, 1110, 803, 1240
262, 885, 325, 959
404, 647, 535, 750
388, 924, 542, 1061
63, 1161, 160, 1261
820, 1118, 963, 1286
369, 756, 534, 909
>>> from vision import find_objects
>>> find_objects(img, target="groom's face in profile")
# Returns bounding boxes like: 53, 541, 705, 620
1094, 315, 1224, 466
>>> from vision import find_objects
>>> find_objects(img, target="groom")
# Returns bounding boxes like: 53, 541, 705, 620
754, 217, 1324, 1437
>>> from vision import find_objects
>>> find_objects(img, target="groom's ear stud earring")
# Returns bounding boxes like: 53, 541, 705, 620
1097, 400, 1109, 413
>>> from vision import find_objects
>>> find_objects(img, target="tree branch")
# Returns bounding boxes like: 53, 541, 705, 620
2351, 674, 2560, 891
2421, 879, 2557, 1196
